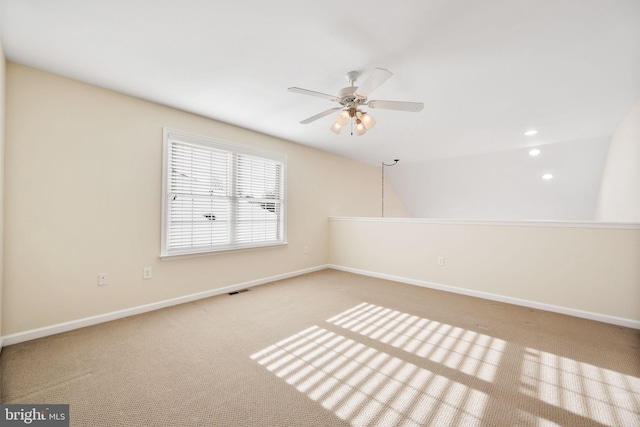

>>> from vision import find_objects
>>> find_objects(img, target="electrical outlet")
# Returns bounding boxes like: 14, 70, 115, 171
143, 267, 152, 280
437, 256, 445, 267
98, 273, 108, 286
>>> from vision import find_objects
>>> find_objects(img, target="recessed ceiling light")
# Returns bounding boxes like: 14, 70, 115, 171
529, 148, 541, 156
542, 173, 553, 180
524, 129, 538, 136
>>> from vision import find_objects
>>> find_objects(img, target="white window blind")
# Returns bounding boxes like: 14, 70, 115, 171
162, 129, 286, 256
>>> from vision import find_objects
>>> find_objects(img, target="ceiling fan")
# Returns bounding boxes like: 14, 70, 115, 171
288, 68, 424, 136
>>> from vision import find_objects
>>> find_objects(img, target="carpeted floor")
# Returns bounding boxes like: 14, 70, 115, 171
2, 269, 639, 426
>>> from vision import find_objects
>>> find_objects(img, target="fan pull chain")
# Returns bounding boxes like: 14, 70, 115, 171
381, 159, 399, 217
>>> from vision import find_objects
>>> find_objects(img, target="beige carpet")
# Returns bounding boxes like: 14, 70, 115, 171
2, 269, 639, 426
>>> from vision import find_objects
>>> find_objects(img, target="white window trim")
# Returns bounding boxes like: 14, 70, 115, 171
161, 128, 287, 257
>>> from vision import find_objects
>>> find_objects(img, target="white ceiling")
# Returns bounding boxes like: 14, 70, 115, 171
2, 0, 639, 166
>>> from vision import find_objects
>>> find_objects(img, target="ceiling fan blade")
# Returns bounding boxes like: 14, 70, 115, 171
300, 107, 342, 124
367, 100, 424, 112
354, 68, 393, 97
288, 87, 339, 102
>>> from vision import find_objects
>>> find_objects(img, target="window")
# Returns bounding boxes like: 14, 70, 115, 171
161, 128, 286, 256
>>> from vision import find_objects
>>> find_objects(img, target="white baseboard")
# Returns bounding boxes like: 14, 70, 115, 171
4, 262, 637, 348
328, 264, 640, 329
1, 265, 329, 347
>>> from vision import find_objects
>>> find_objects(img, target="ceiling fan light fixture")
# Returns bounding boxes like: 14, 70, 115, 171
360, 112, 376, 130
330, 122, 342, 134
336, 110, 350, 126
355, 120, 367, 136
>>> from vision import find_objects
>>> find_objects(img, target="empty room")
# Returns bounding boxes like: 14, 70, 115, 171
0, 1, 639, 426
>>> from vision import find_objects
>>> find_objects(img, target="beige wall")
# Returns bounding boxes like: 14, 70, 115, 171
329, 218, 640, 324
596, 101, 640, 222
3, 63, 407, 336
0, 28, 5, 344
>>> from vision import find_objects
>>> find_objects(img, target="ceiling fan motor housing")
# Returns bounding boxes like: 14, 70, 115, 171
338, 86, 365, 107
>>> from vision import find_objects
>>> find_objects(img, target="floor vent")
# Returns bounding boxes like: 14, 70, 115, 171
228, 289, 249, 296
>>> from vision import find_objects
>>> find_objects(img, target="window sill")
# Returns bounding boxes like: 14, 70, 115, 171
159, 241, 288, 260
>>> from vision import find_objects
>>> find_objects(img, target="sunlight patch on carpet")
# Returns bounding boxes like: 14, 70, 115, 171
251, 303, 640, 427
251, 325, 488, 426
521, 347, 640, 426
327, 302, 506, 382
